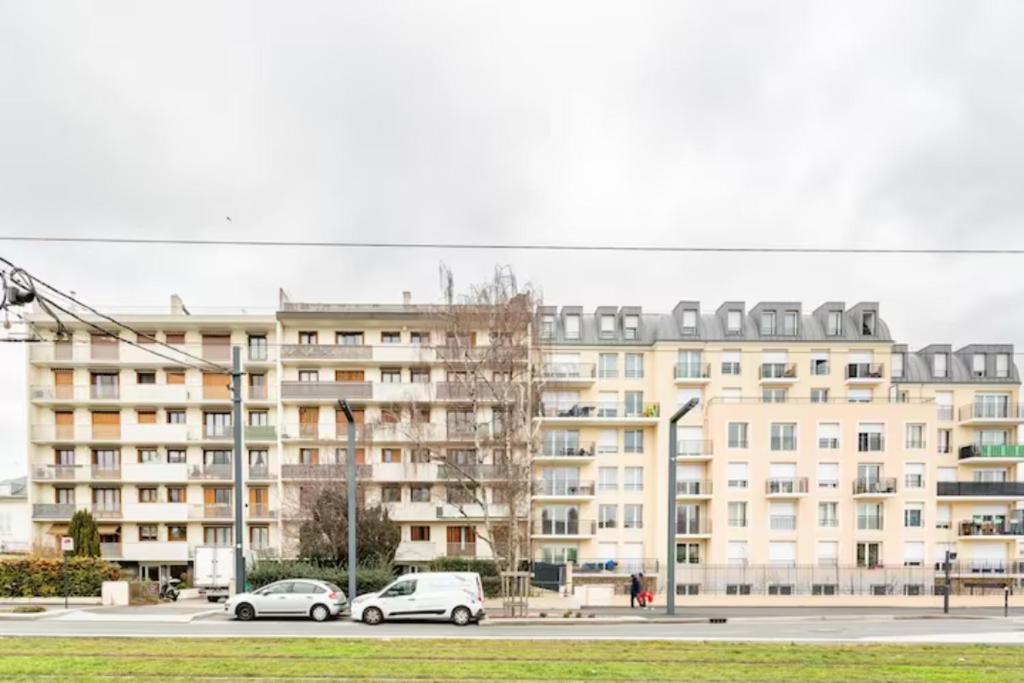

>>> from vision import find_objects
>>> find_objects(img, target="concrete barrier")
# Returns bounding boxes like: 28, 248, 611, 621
101, 581, 129, 606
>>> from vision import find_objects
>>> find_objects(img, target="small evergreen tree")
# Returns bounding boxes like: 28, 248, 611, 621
297, 488, 400, 568
67, 509, 101, 557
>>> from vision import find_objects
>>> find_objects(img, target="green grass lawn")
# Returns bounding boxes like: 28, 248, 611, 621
0, 637, 1021, 682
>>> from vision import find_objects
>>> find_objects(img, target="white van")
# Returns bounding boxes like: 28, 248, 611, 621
350, 572, 485, 626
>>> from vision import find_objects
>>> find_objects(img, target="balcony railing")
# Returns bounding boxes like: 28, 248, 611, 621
280, 463, 356, 479
280, 344, 372, 360
248, 466, 273, 480
91, 505, 122, 519
765, 478, 809, 495
437, 464, 501, 479
202, 424, 233, 439
191, 504, 233, 520
959, 444, 1024, 460
676, 480, 712, 496
189, 464, 233, 480
759, 363, 797, 379
769, 515, 797, 531
244, 425, 277, 441
32, 503, 76, 519
533, 481, 595, 497
675, 517, 711, 535
446, 543, 477, 557
676, 439, 713, 457
532, 519, 596, 536
33, 465, 79, 481
958, 403, 1024, 421
91, 467, 122, 480
853, 477, 897, 495
100, 542, 122, 558
937, 481, 1024, 497
846, 363, 884, 379
248, 504, 277, 518
280, 381, 373, 400
573, 558, 659, 575
538, 442, 595, 458
958, 514, 1024, 537
541, 363, 596, 380
674, 363, 711, 380
539, 402, 661, 419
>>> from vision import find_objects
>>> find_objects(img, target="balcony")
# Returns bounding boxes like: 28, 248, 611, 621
91, 506, 122, 520
759, 363, 797, 382
437, 464, 501, 480
958, 403, 1024, 425
280, 463, 347, 480
32, 465, 80, 481
121, 463, 188, 483
765, 478, 809, 497
673, 363, 711, 383
958, 513, 1024, 538
244, 425, 277, 441
248, 466, 274, 481
574, 558, 660, 576
280, 381, 373, 401
446, 543, 477, 558
937, 481, 1024, 497
373, 462, 440, 481
91, 467, 122, 481
436, 503, 510, 520
675, 517, 712, 537
769, 515, 797, 531
100, 542, 122, 559
540, 363, 596, 384
32, 503, 77, 519
845, 363, 885, 382
532, 480, 596, 498
122, 502, 189, 522
279, 423, 372, 442
853, 477, 898, 497
280, 344, 372, 361
535, 442, 595, 461
188, 464, 233, 480
676, 480, 712, 498
531, 518, 596, 538
248, 504, 277, 519
538, 402, 661, 424
676, 440, 713, 461
190, 504, 233, 520
958, 444, 1024, 463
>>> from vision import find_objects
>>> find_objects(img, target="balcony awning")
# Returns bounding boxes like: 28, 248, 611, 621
393, 541, 437, 563
46, 524, 69, 535
97, 525, 121, 534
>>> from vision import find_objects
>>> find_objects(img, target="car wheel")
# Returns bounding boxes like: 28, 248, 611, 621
310, 604, 330, 622
235, 603, 256, 622
451, 606, 472, 626
362, 606, 384, 625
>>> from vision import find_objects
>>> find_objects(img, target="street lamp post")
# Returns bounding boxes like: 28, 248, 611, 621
666, 398, 700, 616
338, 400, 358, 604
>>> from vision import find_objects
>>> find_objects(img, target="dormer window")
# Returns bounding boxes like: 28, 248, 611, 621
827, 311, 843, 336
891, 353, 904, 379
933, 353, 947, 378
972, 354, 986, 378
761, 311, 777, 335
861, 311, 876, 336
726, 310, 742, 334
623, 315, 640, 340
996, 353, 1010, 379
681, 310, 698, 335
783, 310, 799, 335
564, 315, 580, 340
541, 315, 555, 339
599, 315, 616, 339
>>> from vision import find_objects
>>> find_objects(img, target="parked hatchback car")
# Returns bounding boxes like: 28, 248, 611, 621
226, 579, 347, 622
350, 572, 485, 626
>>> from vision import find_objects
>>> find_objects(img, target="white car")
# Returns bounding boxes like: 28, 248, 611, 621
350, 572, 485, 626
226, 579, 348, 622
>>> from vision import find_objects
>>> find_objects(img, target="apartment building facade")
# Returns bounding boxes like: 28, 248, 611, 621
23, 296, 1024, 595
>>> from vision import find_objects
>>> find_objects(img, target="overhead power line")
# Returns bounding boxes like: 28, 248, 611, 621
2, 235, 1024, 255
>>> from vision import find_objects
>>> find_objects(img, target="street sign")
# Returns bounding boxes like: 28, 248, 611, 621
60, 536, 74, 552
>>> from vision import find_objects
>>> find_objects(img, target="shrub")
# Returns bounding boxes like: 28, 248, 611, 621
427, 557, 499, 577
12, 606, 45, 613
247, 561, 395, 595
0, 557, 120, 597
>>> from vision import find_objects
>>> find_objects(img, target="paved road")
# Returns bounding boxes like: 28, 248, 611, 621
3, 613, 1024, 643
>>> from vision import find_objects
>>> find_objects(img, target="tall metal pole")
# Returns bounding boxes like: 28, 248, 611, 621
339, 400, 357, 602
666, 398, 699, 616
943, 550, 952, 614
232, 346, 246, 592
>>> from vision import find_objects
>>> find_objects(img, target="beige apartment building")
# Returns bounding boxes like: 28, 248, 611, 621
23, 296, 1024, 596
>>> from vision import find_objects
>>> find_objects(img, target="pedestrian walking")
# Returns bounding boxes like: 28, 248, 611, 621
629, 573, 640, 608
637, 572, 647, 607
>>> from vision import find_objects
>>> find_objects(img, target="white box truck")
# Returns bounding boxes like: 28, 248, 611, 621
193, 546, 236, 603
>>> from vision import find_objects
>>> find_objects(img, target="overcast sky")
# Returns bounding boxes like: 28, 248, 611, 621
2, 1, 1024, 478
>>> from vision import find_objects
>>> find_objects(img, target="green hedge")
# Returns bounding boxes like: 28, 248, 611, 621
0, 557, 120, 598
427, 557, 499, 577
247, 561, 396, 595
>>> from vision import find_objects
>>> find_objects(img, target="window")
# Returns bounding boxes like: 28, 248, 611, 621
598, 504, 617, 529
540, 546, 578, 565
136, 371, 156, 385
726, 310, 742, 334
762, 388, 787, 403
598, 353, 618, 378
165, 332, 186, 345
597, 430, 617, 454
166, 370, 185, 385
904, 504, 923, 528
782, 310, 799, 335
336, 332, 364, 346
996, 353, 1010, 378
624, 391, 644, 416
382, 486, 401, 503
728, 541, 748, 566
381, 331, 401, 344
247, 335, 268, 361
298, 370, 318, 383
760, 311, 776, 335
905, 463, 925, 489
810, 388, 829, 403
728, 501, 747, 528
817, 423, 840, 450
55, 488, 75, 504
410, 331, 429, 345
726, 584, 752, 595
857, 424, 884, 452
932, 353, 947, 378
937, 429, 951, 454
727, 462, 749, 489
623, 467, 644, 491
409, 485, 430, 503
204, 527, 232, 546
816, 541, 839, 567
906, 424, 925, 449
623, 315, 639, 340
676, 543, 700, 564
891, 353, 904, 378
564, 315, 580, 340
298, 331, 318, 345
827, 310, 843, 336
166, 449, 185, 464
540, 314, 555, 339
818, 502, 838, 527
623, 504, 643, 529
54, 449, 75, 466
727, 422, 748, 448
381, 448, 401, 463
857, 503, 884, 531
138, 487, 158, 503
167, 410, 185, 425
167, 486, 186, 503
681, 309, 698, 334
768, 541, 796, 567
623, 430, 644, 454
168, 525, 187, 542
380, 368, 402, 384
248, 411, 268, 427
768, 584, 794, 595
409, 525, 430, 542
720, 351, 740, 375
138, 525, 158, 542
136, 410, 156, 424
810, 352, 829, 375
599, 315, 616, 339
903, 541, 925, 567
770, 423, 796, 451
972, 353, 986, 377
817, 462, 839, 489
624, 354, 644, 379
861, 311, 876, 335
138, 448, 160, 464
598, 467, 618, 492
